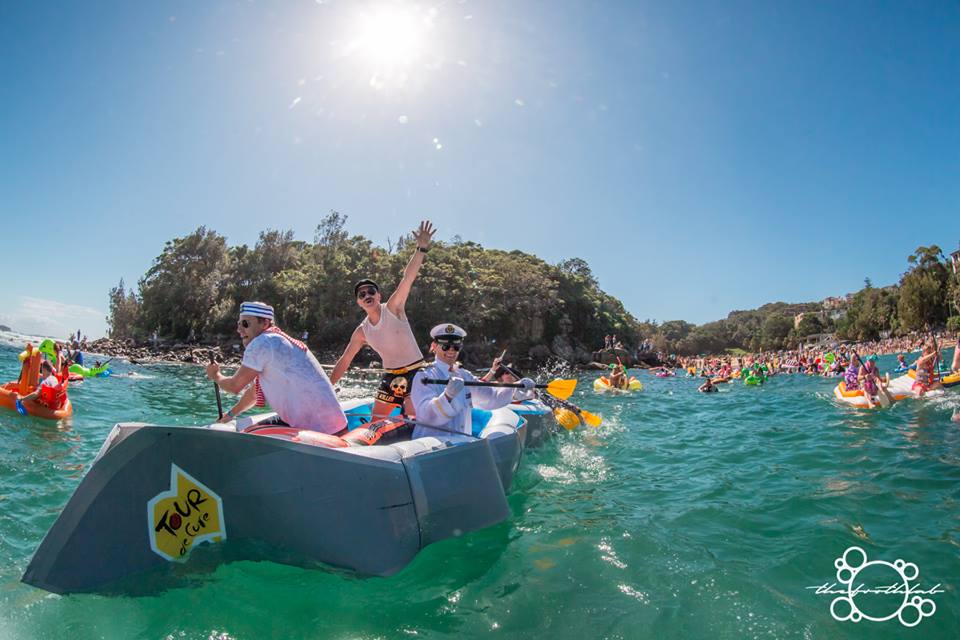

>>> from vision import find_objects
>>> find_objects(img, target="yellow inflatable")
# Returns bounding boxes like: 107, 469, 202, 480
905, 368, 960, 388
593, 376, 642, 393
833, 381, 909, 408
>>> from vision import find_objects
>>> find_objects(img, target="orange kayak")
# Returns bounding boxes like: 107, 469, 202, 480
0, 382, 73, 420
2, 343, 74, 420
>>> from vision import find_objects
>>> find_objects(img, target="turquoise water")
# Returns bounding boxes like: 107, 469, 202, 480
1, 339, 959, 639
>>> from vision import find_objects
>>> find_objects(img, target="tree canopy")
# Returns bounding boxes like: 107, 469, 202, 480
107, 230, 960, 360
107, 214, 642, 363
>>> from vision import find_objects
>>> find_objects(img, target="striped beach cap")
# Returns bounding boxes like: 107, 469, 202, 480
239, 301, 274, 320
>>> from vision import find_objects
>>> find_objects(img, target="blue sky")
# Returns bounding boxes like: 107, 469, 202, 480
1, 0, 958, 338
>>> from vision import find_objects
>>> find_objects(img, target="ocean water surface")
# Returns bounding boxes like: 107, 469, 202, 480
1, 337, 958, 639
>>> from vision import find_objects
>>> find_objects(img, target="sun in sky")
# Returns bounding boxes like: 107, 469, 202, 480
341, 2, 438, 90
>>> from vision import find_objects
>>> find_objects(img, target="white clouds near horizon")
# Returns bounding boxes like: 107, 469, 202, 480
0, 296, 106, 340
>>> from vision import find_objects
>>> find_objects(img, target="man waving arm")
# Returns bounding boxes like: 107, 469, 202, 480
386, 220, 435, 319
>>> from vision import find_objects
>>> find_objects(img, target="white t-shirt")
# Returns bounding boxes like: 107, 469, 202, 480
242, 332, 346, 434
41, 374, 59, 388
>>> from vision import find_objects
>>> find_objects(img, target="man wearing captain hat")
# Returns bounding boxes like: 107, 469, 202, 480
205, 301, 346, 434
411, 323, 535, 439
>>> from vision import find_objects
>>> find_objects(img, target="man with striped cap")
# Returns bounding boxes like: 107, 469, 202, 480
205, 301, 346, 434
411, 323, 534, 439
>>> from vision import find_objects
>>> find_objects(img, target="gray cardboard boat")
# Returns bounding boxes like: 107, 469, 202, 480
22, 402, 526, 594
507, 397, 555, 447
339, 399, 528, 492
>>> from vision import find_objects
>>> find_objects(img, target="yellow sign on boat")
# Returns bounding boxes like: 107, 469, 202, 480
147, 464, 226, 562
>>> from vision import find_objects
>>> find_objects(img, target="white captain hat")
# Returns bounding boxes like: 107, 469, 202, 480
430, 323, 467, 341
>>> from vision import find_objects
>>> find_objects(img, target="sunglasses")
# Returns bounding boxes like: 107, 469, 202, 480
357, 287, 379, 299
437, 341, 462, 352
237, 319, 259, 329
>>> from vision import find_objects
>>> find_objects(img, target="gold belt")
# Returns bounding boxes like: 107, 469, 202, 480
384, 359, 426, 375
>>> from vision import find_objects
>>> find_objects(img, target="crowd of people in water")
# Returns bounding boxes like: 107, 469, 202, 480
673, 334, 960, 407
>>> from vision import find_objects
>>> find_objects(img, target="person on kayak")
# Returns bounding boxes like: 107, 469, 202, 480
857, 355, 889, 408
843, 354, 861, 390
493, 362, 536, 401
411, 324, 534, 439
205, 301, 346, 434
911, 339, 943, 397
330, 220, 435, 419
13, 360, 69, 409
609, 363, 628, 389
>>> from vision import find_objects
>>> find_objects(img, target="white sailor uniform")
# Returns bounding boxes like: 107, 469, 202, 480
411, 359, 515, 439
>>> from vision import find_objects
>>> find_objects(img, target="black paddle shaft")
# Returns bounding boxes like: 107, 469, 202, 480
209, 352, 223, 419
420, 378, 545, 390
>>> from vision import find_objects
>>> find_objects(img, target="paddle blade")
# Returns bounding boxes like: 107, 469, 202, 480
15, 399, 27, 416
553, 408, 581, 431
580, 409, 602, 427
544, 378, 577, 400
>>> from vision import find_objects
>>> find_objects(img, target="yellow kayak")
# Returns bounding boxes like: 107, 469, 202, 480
904, 368, 960, 388
594, 376, 642, 393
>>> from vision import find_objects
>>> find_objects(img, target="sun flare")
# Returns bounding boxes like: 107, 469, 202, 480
343, 3, 436, 89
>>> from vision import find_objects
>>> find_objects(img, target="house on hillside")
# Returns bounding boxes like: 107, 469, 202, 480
802, 333, 836, 349
951, 245, 960, 274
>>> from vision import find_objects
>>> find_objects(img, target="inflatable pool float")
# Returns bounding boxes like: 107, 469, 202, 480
37, 339, 58, 362
22, 400, 526, 594
710, 376, 731, 384
594, 376, 643, 393
654, 370, 674, 378
886, 372, 946, 398
743, 375, 764, 386
1, 347, 73, 420
896, 368, 960, 389
68, 363, 111, 378
833, 381, 909, 408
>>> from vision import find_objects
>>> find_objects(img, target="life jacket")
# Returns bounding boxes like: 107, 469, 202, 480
341, 417, 408, 446
39, 365, 69, 409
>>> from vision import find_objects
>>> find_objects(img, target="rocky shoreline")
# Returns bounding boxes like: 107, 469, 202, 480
86, 338, 244, 367
84, 337, 667, 372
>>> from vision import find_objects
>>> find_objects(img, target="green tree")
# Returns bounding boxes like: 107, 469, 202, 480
898, 245, 949, 331
760, 314, 793, 350
796, 313, 823, 337
137, 227, 231, 340
106, 279, 141, 339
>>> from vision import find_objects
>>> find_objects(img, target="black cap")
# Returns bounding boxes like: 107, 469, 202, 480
354, 279, 380, 296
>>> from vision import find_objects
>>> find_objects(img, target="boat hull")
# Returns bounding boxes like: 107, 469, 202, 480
23, 421, 513, 594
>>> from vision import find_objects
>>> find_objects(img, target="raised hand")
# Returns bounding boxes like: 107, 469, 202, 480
413, 220, 436, 249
